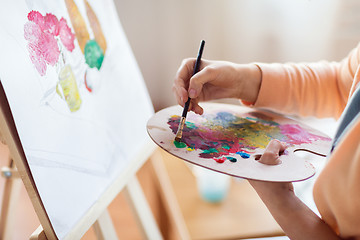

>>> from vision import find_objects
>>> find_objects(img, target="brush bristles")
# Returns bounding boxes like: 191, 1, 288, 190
174, 136, 182, 142
175, 117, 186, 141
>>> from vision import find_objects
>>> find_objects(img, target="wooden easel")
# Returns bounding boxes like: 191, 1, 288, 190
0, 138, 162, 239
0, 137, 190, 240
0, 89, 191, 239
0, 0, 193, 237
0, 84, 164, 240
28, 167, 165, 240
0, 155, 22, 240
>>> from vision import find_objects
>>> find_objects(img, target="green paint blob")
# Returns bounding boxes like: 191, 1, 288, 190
226, 157, 237, 162
222, 145, 231, 150
174, 140, 187, 148
202, 148, 219, 154
185, 121, 197, 129
84, 40, 104, 70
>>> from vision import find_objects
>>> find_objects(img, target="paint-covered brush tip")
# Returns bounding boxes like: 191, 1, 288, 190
174, 126, 183, 141
175, 116, 186, 142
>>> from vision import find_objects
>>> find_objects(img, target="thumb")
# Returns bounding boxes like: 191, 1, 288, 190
188, 73, 205, 99
259, 139, 287, 165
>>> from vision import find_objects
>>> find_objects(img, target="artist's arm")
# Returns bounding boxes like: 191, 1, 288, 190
249, 180, 342, 240
174, 43, 360, 118
249, 42, 360, 119
173, 58, 261, 114
249, 140, 341, 240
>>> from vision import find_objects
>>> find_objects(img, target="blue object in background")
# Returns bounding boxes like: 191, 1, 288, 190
193, 166, 231, 203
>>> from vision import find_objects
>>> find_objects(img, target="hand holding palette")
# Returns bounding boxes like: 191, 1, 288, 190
147, 103, 332, 182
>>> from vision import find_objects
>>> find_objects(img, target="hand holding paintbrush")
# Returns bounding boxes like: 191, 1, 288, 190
175, 40, 205, 142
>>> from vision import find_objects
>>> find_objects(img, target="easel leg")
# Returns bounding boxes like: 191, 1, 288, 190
149, 150, 191, 240
93, 209, 118, 240
0, 158, 22, 240
123, 175, 163, 240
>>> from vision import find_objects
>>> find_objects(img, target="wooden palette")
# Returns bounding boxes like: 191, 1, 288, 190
147, 103, 332, 182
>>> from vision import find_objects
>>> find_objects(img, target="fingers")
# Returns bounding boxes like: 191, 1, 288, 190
173, 58, 212, 114
259, 139, 287, 165
188, 62, 215, 99
189, 99, 204, 115
172, 84, 188, 107
192, 104, 204, 115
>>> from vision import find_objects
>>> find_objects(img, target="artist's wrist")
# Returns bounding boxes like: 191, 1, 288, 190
236, 64, 262, 104
249, 180, 295, 201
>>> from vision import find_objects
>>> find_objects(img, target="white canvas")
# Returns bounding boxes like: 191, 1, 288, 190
0, 0, 153, 238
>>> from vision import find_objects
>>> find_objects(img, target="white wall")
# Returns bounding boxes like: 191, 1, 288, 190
114, 0, 360, 111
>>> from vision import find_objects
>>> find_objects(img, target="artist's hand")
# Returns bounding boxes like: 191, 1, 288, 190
173, 58, 261, 114
249, 139, 294, 197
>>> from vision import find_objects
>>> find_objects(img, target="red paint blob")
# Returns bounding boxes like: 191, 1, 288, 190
214, 157, 226, 163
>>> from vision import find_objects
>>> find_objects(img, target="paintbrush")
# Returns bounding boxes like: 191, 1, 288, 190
175, 40, 205, 142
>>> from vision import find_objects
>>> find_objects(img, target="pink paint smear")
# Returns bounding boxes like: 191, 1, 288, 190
24, 11, 75, 76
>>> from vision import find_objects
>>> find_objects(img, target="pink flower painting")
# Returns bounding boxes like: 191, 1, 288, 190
24, 11, 75, 76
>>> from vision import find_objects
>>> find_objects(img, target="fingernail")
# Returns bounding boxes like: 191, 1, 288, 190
189, 89, 196, 98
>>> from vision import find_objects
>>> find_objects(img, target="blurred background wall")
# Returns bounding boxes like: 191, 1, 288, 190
114, 0, 360, 112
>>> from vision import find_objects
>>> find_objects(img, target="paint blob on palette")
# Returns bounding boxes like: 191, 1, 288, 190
147, 103, 332, 182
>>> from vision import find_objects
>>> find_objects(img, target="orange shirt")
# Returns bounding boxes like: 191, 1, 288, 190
252, 43, 360, 238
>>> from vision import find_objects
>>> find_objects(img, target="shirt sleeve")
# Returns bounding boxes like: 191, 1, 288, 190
248, 43, 360, 119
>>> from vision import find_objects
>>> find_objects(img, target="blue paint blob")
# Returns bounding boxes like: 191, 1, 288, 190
236, 151, 250, 159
